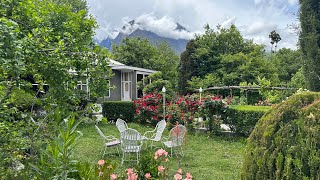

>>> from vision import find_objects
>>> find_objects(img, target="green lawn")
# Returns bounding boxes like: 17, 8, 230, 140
74, 123, 246, 179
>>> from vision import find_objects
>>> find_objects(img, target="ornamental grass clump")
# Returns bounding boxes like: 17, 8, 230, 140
241, 92, 320, 179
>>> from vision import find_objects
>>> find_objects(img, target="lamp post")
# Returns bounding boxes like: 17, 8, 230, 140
199, 87, 203, 102
162, 86, 166, 119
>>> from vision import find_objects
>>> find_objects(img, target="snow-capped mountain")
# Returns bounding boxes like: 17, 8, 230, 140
99, 20, 190, 54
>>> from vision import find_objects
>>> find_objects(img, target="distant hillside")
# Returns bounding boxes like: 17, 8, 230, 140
99, 20, 189, 54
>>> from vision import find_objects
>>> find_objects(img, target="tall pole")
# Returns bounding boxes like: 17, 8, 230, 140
162, 86, 166, 119
199, 87, 203, 102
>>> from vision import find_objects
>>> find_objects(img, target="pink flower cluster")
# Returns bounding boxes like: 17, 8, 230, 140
126, 168, 138, 180
174, 168, 193, 180
154, 148, 168, 160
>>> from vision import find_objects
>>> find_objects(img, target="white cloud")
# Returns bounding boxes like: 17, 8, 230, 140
87, 0, 299, 49
120, 13, 195, 40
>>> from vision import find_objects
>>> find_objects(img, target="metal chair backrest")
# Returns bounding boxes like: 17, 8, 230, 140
116, 118, 128, 133
95, 125, 107, 140
169, 125, 187, 147
120, 128, 142, 151
153, 120, 166, 141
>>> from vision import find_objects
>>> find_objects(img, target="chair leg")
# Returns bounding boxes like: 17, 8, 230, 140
136, 152, 139, 164
102, 147, 107, 158
121, 151, 125, 165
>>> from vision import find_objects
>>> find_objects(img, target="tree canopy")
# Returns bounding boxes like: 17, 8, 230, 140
299, 0, 320, 91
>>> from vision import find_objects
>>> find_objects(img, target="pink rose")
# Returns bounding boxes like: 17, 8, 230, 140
127, 168, 134, 175
158, 166, 165, 173
144, 173, 151, 179
97, 160, 105, 166
110, 173, 117, 180
174, 173, 182, 180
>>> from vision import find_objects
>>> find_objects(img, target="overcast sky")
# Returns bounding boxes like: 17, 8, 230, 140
87, 0, 300, 50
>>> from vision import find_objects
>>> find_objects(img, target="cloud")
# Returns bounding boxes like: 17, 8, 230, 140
120, 13, 195, 40
87, 0, 299, 49
221, 17, 237, 29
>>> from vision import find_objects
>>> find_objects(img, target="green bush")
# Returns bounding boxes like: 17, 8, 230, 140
241, 92, 320, 179
102, 101, 135, 122
225, 105, 270, 136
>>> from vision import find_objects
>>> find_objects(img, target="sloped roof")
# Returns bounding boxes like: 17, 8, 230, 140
108, 59, 157, 74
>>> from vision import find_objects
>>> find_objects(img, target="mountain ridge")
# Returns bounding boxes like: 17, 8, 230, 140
99, 21, 189, 54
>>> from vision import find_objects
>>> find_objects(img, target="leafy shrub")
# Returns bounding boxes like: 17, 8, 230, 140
241, 92, 320, 179
137, 150, 159, 179
102, 101, 135, 122
199, 95, 228, 134
134, 92, 162, 124
166, 94, 201, 129
225, 105, 270, 136
9, 88, 42, 111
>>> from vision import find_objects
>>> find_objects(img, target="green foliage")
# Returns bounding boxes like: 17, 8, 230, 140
9, 88, 42, 111
102, 101, 135, 122
113, 38, 179, 89
299, 0, 320, 91
137, 150, 159, 179
200, 95, 228, 134
241, 92, 320, 179
269, 30, 281, 52
179, 24, 275, 94
30, 114, 83, 179
141, 72, 175, 101
225, 105, 270, 136
269, 49, 303, 84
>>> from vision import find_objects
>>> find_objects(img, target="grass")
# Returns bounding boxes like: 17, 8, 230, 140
230, 105, 271, 111
74, 123, 246, 179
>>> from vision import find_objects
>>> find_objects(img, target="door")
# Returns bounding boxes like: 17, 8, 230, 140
122, 72, 132, 101
123, 82, 131, 101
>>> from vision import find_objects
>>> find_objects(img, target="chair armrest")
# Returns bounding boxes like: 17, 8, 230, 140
143, 126, 157, 138
104, 135, 118, 141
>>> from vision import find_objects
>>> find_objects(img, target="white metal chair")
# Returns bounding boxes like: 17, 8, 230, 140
95, 125, 120, 158
162, 124, 187, 157
116, 118, 128, 133
143, 119, 166, 147
120, 128, 143, 165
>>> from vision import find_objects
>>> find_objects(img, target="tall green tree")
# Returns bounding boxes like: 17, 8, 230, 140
0, 0, 111, 106
299, 0, 320, 91
0, 1, 112, 177
269, 30, 281, 52
112, 37, 179, 89
178, 40, 197, 94
269, 48, 303, 83
179, 24, 274, 94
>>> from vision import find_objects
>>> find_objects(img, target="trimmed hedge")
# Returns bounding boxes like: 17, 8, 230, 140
225, 105, 270, 136
241, 92, 320, 179
102, 101, 135, 122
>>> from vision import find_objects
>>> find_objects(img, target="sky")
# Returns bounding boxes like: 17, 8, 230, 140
86, 0, 300, 50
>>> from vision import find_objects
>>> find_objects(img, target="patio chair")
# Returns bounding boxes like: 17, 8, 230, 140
120, 128, 143, 165
162, 124, 187, 157
95, 125, 120, 158
116, 118, 128, 133
143, 119, 166, 147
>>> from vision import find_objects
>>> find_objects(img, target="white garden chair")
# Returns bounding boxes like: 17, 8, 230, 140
120, 128, 143, 165
143, 119, 166, 147
116, 118, 128, 133
162, 124, 187, 157
95, 125, 120, 158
